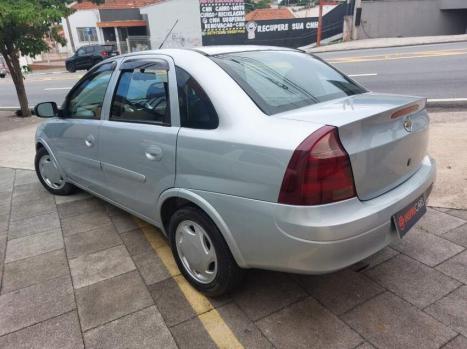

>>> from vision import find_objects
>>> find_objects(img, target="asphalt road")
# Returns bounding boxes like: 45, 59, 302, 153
317, 41, 467, 99
0, 41, 466, 108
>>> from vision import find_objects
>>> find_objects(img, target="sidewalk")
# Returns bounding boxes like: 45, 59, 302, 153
307, 34, 467, 53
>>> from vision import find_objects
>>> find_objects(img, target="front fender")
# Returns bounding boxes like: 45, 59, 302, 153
158, 188, 247, 268
35, 137, 67, 180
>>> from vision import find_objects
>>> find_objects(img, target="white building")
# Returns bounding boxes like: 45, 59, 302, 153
140, 0, 203, 49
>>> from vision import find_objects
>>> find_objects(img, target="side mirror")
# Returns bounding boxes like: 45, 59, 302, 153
34, 102, 58, 118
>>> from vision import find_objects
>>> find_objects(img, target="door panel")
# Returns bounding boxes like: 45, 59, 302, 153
98, 58, 178, 219
57, 62, 115, 191
99, 122, 178, 218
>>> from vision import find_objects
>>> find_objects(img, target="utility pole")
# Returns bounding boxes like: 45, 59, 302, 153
316, 0, 338, 47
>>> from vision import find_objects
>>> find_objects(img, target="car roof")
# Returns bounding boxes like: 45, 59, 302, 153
116, 45, 298, 60
189, 45, 298, 56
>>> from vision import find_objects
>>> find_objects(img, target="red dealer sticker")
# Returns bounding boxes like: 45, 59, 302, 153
393, 194, 427, 238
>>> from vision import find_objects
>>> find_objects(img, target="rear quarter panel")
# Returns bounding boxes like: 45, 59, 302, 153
171, 51, 323, 202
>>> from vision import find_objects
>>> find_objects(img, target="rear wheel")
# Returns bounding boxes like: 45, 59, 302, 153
168, 206, 244, 297
67, 63, 76, 73
35, 147, 76, 195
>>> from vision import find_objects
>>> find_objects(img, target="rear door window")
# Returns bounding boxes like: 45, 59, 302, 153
175, 67, 218, 129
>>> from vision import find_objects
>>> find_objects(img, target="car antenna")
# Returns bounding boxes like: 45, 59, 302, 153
158, 19, 179, 49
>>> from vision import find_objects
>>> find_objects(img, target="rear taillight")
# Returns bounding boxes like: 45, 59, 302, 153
101, 51, 108, 57
278, 126, 356, 205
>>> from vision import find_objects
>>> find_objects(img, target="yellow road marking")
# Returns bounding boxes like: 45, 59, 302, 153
134, 218, 244, 349
328, 48, 467, 64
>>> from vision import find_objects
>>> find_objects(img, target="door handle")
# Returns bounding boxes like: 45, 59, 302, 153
145, 146, 163, 161
85, 135, 95, 148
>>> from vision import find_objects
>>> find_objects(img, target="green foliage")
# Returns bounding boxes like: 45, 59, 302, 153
0, 0, 72, 58
245, 0, 272, 13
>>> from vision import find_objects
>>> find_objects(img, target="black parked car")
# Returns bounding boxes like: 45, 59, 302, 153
65, 44, 119, 72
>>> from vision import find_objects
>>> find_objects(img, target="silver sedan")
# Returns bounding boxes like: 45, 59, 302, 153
33, 46, 436, 296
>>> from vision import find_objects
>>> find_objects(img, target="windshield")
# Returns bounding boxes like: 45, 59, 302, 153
212, 50, 366, 115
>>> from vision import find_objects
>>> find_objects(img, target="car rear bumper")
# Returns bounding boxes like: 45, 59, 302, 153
191, 155, 436, 273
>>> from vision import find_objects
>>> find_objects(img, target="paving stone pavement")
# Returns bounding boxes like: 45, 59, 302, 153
0, 167, 466, 348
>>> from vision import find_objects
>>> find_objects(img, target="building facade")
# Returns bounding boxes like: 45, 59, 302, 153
358, 0, 467, 38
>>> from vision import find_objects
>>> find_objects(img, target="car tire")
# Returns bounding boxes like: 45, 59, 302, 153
35, 147, 76, 196
168, 206, 245, 297
67, 63, 76, 73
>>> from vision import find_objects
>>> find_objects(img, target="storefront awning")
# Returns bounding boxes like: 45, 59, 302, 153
97, 20, 147, 28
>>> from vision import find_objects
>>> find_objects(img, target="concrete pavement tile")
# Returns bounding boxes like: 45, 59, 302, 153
2, 249, 68, 294
446, 209, 467, 221
8, 211, 60, 240
5, 229, 63, 263
437, 250, 467, 284
0, 214, 9, 232
54, 191, 91, 205
442, 335, 467, 349
0, 237, 6, 288
76, 270, 153, 331
216, 303, 274, 348
354, 343, 375, 349
111, 213, 139, 234
69, 245, 136, 289
257, 297, 361, 349
105, 203, 128, 217
425, 286, 467, 337
57, 197, 106, 219
391, 227, 464, 266
0, 311, 83, 349
0, 275, 75, 336
12, 182, 50, 204
443, 224, 467, 248
170, 316, 216, 349
0, 168, 15, 192
61, 210, 111, 237
343, 292, 456, 349
133, 251, 171, 285
84, 306, 176, 349
298, 269, 384, 315
120, 228, 153, 256
365, 254, 460, 308
13, 169, 38, 186
417, 208, 465, 236
233, 270, 306, 321
148, 277, 196, 327
361, 247, 399, 269
64, 224, 122, 259
10, 196, 56, 221
170, 303, 272, 349
0, 203, 11, 216
0, 190, 12, 203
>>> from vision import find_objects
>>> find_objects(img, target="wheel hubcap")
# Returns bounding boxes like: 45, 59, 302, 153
175, 220, 218, 284
39, 155, 65, 190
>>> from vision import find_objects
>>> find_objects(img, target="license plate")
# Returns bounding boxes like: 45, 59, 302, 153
393, 194, 427, 238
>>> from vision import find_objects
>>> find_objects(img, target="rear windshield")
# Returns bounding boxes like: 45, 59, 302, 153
102, 45, 115, 51
212, 50, 366, 115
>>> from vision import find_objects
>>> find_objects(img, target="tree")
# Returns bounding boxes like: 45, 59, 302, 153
0, 1, 72, 116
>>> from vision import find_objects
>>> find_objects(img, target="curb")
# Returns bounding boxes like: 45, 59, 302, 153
309, 37, 467, 54
426, 98, 467, 109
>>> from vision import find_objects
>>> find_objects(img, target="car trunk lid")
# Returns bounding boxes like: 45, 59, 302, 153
275, 93, 430, 201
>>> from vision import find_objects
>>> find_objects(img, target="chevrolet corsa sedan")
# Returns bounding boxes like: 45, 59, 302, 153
34, 46, 436, 296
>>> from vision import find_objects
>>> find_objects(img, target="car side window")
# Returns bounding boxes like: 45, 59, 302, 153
64, 62, 114, 119
110, 65, 170, 125
175, 66, 218, 129
84, 46, 94, 54
76, 48, 85, 56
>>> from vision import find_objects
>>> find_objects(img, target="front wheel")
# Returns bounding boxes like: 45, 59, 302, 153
168, 206, 245, 297
35, 147, 76, 195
